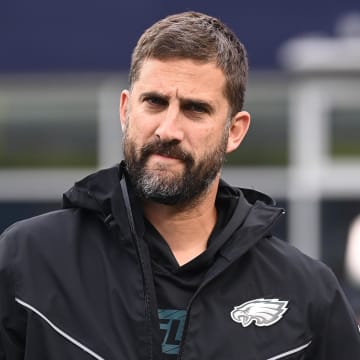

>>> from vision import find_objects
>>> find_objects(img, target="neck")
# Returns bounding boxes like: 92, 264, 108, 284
143, 179, 219, 266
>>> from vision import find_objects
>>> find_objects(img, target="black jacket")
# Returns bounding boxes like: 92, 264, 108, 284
0, 164, 359, 359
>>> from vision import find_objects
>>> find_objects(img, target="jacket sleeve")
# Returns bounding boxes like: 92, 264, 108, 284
0, 227, 27, 359
310, 264, 360, 359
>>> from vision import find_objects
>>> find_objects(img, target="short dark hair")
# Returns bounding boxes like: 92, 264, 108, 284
129, 11, 248, 116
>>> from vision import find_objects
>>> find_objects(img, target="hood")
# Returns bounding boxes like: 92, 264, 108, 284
215, 179, 284, 262
62, 163, 284, 257
63, 164, 277, 211
62, 164, 123, 220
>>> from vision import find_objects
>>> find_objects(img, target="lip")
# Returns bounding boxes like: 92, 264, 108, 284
149, 153, 182, 162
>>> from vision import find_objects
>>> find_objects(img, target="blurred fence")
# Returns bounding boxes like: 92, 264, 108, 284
1, 27, 360, 317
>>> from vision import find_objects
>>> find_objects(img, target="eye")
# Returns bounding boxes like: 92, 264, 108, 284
144, 96, 167, 107
183, 101, 211, 116
188, 103, 206, 113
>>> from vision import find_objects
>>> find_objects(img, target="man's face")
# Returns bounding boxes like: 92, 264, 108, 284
120, 58, 233, 206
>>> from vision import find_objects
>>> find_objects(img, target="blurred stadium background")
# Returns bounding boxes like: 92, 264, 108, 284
1, 0, 360, 318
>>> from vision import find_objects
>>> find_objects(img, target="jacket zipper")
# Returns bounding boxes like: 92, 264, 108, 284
120, 176, 159, 360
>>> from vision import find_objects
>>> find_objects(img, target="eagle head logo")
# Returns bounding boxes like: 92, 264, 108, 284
230, 298, 289, 327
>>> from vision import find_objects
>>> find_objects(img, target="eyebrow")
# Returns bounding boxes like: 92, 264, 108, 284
139, 91, 170, 102
180, 99, 214, 115
139, 91, 215, 114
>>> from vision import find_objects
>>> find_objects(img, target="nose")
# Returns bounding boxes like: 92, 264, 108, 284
154, 104, 184, 142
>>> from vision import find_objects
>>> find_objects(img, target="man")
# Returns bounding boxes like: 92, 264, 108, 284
0, 11, 359, 360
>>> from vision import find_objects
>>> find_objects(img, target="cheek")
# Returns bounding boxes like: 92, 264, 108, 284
127, 114, 156, 142
186, 127, 217, 158
202, 125, 224, 146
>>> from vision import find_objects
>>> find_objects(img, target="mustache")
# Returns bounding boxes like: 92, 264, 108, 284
140, 139, 194, 164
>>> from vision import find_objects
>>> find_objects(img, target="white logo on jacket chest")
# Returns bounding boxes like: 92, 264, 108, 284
230, 298, 289, 327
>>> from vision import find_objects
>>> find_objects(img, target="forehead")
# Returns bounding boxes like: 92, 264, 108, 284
133, 58, 228, 104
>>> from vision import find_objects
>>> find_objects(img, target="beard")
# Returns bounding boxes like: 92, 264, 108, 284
123, 124, 229, 207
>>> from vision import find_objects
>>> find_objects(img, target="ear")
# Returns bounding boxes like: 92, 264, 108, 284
226, 111, 251, 153
119, 90, 130, 132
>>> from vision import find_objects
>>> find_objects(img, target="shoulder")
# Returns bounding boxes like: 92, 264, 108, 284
254, 237, 344, 309
0, 208, 96, 266
1, 208, 81, 242
258, 236, 337, 283
0, 208, 108, 297
251, 238, 356, 329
